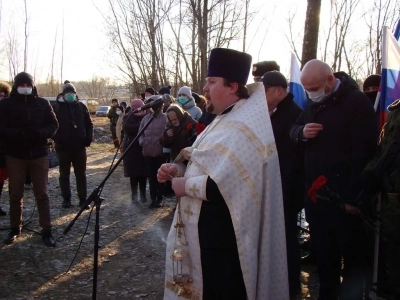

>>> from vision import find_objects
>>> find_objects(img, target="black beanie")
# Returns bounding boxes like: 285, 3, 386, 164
158, 85, 171, 95
14, 72, 34, 88
363, 74, 381, 91
62, 83, 76, 94
145, 87, 156, 95
252, 61, 280, 76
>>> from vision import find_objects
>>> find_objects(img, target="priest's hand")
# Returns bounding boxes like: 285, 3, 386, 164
157, 163, 177, 183
172, 177, 187, 198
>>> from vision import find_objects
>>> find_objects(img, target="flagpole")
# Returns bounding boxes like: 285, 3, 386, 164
373, 91, 380, 113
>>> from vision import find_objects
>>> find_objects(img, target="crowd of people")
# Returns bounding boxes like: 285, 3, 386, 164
0, 46, 398, 300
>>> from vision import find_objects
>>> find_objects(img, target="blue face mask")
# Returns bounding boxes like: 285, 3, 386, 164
177, 96, 189, 105
65, 93, 76, 103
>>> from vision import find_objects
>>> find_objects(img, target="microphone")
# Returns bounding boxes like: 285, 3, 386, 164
132, 98, 163, 113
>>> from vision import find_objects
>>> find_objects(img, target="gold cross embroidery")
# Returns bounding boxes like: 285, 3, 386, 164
184, 205, 193, 216
188, 183, 200, 197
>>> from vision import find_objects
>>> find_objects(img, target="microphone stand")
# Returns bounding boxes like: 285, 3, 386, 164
63, 108, 162, 300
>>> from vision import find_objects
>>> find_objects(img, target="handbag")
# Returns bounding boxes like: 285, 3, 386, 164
48, 142, 59, 168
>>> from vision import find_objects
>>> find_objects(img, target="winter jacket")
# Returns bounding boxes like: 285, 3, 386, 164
179, 98, 202, 121
270, 93, 304, 213
52, 94, 93, 152
122, 112, 147, 177
139, 112, 167, 157
116, 112, 125, 142
159, 106, 197, 161
107, 106, 118, 125
290, 72, 378, 227
0, 90, 58, 160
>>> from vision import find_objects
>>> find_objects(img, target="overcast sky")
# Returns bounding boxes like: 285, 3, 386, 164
0, 0, 383, 84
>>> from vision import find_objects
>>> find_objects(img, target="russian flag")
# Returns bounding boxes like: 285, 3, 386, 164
380, 26, 400, 127
289, 53, 307, 109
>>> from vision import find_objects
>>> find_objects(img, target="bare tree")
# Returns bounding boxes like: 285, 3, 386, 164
300, 0, 321, 67
23, 0, 28, 72
365, 0, 399, 75
76, 76, 119, 102
102, 0, 249, 95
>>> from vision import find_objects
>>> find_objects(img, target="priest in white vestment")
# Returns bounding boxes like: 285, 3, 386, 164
157, 48, 289, 300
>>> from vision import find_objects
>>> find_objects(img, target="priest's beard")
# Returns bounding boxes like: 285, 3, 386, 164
206, 103, 214, 113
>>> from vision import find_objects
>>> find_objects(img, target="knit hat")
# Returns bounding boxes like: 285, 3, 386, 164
14, 72, 34, 88
145, 87, 156, 95
158, 85, 171, 95
363, 74, 381, 91
120, 101, 127, 109
261, 71, 288, 88
178, 86, 192, 98
62, 82, 77, 94
252, 61, 280, 76
207, 48, 252, 84
131, 99, 144, 110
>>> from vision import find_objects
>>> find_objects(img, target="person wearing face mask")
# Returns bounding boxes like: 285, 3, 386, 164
0, 81, 11, 217
159, 104, 197, 161
122, 99, 148, 204
115, 105, 125, 150
52, 81, 93, 210
176, 86, 202, 121
363, 74, 381, 128
0, 72, 59, 247
290, 59, 379, 300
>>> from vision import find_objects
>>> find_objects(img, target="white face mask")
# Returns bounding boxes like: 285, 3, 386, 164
116, 110, 122, 115
307, 79, 328, 103
307, 89, 326, 103
17, 87, 32, 95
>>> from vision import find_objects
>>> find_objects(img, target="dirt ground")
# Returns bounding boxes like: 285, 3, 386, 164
0, 116, 318, 300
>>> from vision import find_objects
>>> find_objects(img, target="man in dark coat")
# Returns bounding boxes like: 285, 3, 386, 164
290, 59, 378, 300
262, 71, 304, 298
0, 72, 59, 247
107, 98, 119, 148
122, 99, 148, 203
52, 82, 93, 209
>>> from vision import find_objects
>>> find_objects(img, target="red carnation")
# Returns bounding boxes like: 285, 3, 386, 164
307, 175, 328, 203
186, 123, 193, 130
196, 123, 206, 135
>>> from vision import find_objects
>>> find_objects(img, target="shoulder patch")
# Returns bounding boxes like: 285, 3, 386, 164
388, 99, 400, 111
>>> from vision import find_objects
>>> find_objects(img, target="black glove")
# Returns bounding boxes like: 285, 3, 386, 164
84, 137, 92, 147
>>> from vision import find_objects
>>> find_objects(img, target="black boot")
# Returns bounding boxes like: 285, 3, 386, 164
154, 196, 163, 208
42, 230, 56, 247
139, 182, 147, 204
4, 228, 20, 244
62, 197, 72, 208
130, 177, 140, 203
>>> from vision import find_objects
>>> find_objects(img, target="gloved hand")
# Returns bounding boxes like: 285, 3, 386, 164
84, 137, 92, 147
